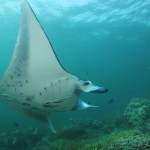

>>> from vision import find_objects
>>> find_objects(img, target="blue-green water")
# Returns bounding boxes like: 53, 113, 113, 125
0, 0, 150, 136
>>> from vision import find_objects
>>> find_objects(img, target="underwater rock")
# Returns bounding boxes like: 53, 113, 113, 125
124, 98, 150, 127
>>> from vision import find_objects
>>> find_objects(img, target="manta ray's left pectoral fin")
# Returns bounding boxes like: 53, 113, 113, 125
72, 99, 99, 110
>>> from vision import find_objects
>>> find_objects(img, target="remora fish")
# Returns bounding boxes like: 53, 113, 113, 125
0, 0, 108, 132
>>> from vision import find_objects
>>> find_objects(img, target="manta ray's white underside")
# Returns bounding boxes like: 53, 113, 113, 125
0, 0, 108, 123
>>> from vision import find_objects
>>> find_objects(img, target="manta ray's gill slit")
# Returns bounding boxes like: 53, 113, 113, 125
42, 101, 59, 109
22, 102, 31, 106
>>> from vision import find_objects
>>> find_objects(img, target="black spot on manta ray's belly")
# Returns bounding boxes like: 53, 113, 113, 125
43, 102, 59, 108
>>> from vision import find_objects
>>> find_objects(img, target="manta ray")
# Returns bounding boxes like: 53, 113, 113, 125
0, 0, 108, 132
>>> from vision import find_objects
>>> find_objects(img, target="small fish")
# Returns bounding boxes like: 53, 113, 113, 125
14, 122, 18, 127
108, 99, 114, 104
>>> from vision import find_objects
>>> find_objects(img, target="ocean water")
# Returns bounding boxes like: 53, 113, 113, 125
0, 0, 150, 144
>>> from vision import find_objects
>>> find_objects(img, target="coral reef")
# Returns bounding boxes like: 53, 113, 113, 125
36, 129, 150, 150
101, 129, 142, 150
0, 126, 46, 150
124, 98, 150, 127
51, 129, 150, 150
1, 97, 150, 150
109, 134, 150, 150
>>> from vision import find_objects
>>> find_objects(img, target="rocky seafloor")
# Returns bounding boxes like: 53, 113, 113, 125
1, 97, 150, 150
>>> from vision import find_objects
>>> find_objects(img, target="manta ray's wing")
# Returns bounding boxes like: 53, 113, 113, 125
0, 0, 79, 113
2, 0, 71, 86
